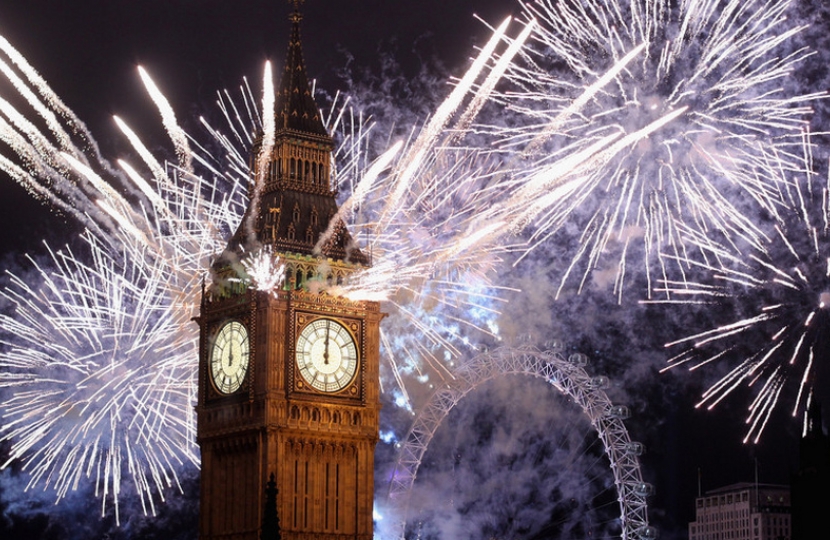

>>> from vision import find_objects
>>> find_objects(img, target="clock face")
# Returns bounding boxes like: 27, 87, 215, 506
210, 320, 250, 395
296, 318, 358, 393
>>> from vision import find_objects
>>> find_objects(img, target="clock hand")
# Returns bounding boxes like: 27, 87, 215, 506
323, 320, 330, 365
228, 346, 234, 367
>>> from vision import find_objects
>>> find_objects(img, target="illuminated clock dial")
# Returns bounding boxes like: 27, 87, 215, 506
296, 318, 358, 393
210, 320, 250, 395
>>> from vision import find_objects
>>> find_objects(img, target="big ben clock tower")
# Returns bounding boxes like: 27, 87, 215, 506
196, 2, 383, 539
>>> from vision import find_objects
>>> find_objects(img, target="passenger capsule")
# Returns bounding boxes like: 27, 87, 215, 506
606, 405, 630, 419
545, 339, 565, 351
588, 376, 609, 389
568, 352, 589, 366
636, 525, 659, 539
633, 482, 655, 497
625, 442, 645, 456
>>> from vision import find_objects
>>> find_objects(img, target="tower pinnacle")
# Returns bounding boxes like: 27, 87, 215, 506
277, 0, 327, 136
212, 0, 368, 285
289, 0, 304, 23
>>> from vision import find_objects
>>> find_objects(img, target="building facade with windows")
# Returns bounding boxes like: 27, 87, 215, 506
689, 483, 790, 540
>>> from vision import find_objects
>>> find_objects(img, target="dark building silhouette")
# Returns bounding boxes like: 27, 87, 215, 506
791, 400, 830, 540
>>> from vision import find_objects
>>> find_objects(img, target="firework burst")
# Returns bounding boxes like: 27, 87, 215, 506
486, 0, 822, 301
0, 233, 198, 522
653, 132, 830, 442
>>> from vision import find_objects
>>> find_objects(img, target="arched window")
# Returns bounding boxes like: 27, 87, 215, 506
290, 158, 296, 179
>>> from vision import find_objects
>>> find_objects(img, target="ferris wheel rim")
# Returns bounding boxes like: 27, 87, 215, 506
385, 344, 654, 540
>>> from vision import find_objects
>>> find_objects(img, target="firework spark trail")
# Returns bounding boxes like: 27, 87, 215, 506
332, 16, 535, 291
0, 35, 111, 165
245, 61, 276, 245
649, 132, 830, 442
0, 34, 241, 263
138, 66, 193, 173
484, 0, 823, 299
0, 101, 112, 235
374, 17, 516, 225
445, 18, 537, 142
114, 115, 170, 186
0, 37, 130, 236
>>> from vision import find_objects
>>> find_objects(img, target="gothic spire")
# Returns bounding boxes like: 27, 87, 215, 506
275, 0, 329, 138
210, 0, 369, 282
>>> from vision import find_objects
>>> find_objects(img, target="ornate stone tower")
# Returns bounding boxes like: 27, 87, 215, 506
196, 3, 382, 539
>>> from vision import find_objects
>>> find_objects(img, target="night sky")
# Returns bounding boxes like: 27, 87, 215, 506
0, 1, 826, 539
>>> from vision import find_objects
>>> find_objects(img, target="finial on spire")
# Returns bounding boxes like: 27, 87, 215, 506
289, 0, 305, 22
261, 472, 282, 540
